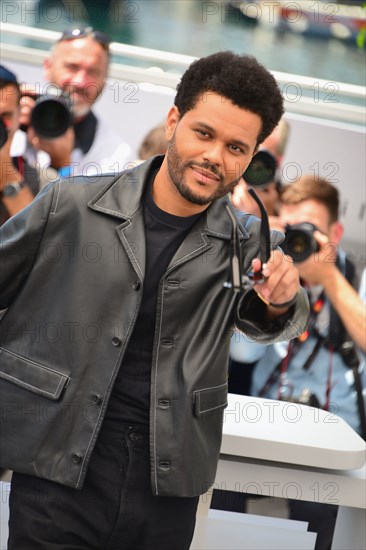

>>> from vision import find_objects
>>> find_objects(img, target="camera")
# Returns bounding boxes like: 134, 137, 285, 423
26, 86, 73, 139
280, 388, 321, 408
0, 117, 8, 149
242, 150, 277, 188
281, 222, 320, 263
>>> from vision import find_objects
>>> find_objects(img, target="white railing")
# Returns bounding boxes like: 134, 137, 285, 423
1, 22, 365, 125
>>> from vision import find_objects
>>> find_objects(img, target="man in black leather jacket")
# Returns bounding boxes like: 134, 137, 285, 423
0, 52, 309, 550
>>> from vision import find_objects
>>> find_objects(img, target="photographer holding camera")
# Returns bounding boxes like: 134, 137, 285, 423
249, 174, 365, 550
16, 26, 131, 178
0, 66, 40, 226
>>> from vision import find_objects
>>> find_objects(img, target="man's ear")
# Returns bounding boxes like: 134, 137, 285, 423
43, 57, 52, 81
329, 220, 344, 244
165, 106, 180, 140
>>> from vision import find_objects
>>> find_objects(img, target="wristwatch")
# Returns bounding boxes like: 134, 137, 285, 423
1, 181, 25, 198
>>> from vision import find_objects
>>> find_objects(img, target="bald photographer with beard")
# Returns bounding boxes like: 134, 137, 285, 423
16, 26, 131, 179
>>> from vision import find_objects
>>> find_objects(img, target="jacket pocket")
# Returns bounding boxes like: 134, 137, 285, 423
0, 347, 69, 400
193, 382, 228, 417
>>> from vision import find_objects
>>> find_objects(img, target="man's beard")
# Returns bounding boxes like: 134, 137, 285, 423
166, 132, 242, 206
72, 100, 91, 119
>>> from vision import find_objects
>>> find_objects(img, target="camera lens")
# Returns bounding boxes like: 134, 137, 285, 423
31, 91, 73, 139
281, 223, 320, 263
243, 150, 277, 188
0, 118, 8, 149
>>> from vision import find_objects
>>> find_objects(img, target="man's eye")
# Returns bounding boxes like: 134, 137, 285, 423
196, 129, 209, 137
88, 70, 101, 78
65, 64, 79, 72
229, 145, 242, 153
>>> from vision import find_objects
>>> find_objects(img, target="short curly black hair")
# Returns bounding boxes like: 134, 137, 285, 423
174, 51, 284, 146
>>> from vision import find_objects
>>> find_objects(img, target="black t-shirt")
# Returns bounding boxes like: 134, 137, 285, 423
103, 172, 202, 428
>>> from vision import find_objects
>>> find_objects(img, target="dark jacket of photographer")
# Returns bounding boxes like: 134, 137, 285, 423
0, 156, 309, 497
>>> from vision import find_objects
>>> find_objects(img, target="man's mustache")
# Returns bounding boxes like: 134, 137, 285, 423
186, 161, 224, 184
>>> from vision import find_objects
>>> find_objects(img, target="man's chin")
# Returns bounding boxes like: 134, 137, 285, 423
178, 185, 218, 206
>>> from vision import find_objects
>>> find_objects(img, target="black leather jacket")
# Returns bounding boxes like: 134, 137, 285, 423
0, 156, 309, 497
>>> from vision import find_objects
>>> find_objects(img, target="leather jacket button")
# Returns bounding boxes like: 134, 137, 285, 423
162, 338, 173, 346
166, 279, 180, 289
158, 399, 171, 409
92, 394, 102, 405
72, 453, 82, 464
132, 280, 141, 290
129, 432, 143, 442
112, 337, 121, 347
159, 460, 171, 470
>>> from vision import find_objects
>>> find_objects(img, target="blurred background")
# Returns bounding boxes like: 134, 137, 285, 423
2, 0, 365, 85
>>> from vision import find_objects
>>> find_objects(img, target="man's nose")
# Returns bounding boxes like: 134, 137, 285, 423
69, 70, 89, 88
202, 141, 224, 167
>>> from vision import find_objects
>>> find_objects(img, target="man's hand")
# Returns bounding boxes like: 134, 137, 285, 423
0, 129, 35, 216
0, 130, 15, 189
295, 230, 338, 286
231, 179, 280, 217
20, 85, 75, 171
267, 216, 340, 287
27, 126, 75, 170
252, 250, 300, 316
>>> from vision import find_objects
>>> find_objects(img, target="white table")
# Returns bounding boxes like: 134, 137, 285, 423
193, 394, 366, 550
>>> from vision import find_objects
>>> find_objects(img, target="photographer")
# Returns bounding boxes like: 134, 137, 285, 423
16, 26, 131, 178
359, 269, 366, 354
231, 117, 290, 218
0, 66, 39, 226
249, 175, 365, 550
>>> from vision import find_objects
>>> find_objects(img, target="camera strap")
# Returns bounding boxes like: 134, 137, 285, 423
258, 278, 366, 438
257, 292, 329, 400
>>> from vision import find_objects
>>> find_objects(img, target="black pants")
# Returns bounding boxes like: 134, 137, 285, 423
289, 500, 338, 550
8, 424, 199, 550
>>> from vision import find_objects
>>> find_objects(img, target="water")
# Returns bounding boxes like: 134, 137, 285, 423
2, 0, 365, 86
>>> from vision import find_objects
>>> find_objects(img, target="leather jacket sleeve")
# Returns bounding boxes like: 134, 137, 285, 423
234, 286, 310, 343
233, 220, 310, 343
0, 181, 57, 309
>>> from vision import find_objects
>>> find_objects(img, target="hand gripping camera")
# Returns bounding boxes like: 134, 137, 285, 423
281, 222, 320, 263
24, 86, 73, 139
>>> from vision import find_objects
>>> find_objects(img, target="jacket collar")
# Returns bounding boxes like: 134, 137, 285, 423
88, 155, 249, 241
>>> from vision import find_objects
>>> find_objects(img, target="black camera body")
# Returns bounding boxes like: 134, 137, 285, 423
281, 222, 320, 263
0, 117, 8, 149
28, 87, 73, 139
